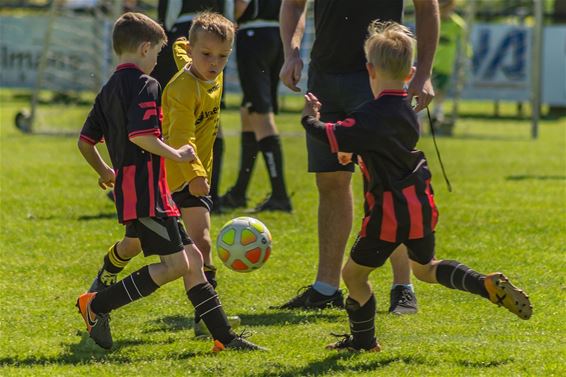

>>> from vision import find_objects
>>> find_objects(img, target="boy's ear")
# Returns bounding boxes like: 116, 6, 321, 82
139, 41, 151, 56
366, 62, 376, 79
405, 66, 416, 83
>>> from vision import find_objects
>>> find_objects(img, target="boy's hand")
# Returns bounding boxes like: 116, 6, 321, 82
176, 145, 196, 162
98, 167, 115, 189
189, 177, 210, 197
337, 152, 353, 166
303, 92, 322, 120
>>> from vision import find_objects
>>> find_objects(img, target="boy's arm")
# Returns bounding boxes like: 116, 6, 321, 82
129, 135, 195, 162
77, 138, 115, 189
173, 38, 191, 70
302, 93, 369, 154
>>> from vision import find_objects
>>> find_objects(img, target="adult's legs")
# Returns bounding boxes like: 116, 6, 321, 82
315, 171, 353, 289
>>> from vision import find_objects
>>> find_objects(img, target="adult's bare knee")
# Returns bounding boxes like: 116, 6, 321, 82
316, 172, 352, 197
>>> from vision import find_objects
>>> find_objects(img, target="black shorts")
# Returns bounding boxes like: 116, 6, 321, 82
171, 187, 213, 212
237, 27, 283, 114
350, 232, 436, 268
306, 67, 373, 173
124, 217, 192, 257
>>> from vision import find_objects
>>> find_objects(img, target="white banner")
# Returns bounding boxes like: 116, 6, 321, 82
542, 26, 566, 106
0, 16, 112, 91
463, 23, 532, 101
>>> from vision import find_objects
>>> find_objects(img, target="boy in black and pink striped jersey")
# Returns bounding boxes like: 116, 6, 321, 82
76, 12, 265, 352
302, 21, 532, 352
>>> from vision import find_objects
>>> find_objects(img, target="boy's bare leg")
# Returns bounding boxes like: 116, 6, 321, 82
181, 207, 212, 266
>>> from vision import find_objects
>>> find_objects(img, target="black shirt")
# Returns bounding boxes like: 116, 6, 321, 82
80, 64, 180, 223
311, 0, 404, 73
157, 0, 225, 24
302, 90, 439, 242
238, 0, 281, 23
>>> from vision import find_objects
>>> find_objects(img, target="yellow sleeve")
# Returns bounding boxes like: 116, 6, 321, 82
166, 89, 208, 182
173, 39, 192, 70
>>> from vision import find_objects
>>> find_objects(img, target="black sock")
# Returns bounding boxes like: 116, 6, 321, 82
231, 132, 258, 197
194, 266, 218, 324
91, 265, 159, 314
258, 135, 288, 199
187, 283, 236, 344
99, 242, 132, 285
436, 260, 489, 298
210, 136, 224, 203
345, 295, 376, 349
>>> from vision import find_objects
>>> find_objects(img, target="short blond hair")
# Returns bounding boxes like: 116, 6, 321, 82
188, 12, 235, 45
364, 21, 414, 80
113, 12, 167, 55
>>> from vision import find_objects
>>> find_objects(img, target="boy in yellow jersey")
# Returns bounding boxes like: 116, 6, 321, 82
161, 12, 235, 338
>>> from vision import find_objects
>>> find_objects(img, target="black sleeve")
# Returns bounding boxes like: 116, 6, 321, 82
126, 77, 162, 139
79, 98, 104, 145
301, 112, 373, 154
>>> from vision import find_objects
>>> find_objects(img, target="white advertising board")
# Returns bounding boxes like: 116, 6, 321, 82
463, 23, 532, 101
542, 26, 566, 106
0, 16, 111, 91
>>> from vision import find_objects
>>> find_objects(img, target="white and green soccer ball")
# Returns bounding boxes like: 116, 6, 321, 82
216, 217, 272, 272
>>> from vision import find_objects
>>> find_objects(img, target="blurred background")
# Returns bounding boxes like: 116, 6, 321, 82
1, 0, 565, 136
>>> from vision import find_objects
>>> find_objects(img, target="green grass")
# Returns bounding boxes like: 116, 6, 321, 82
1, 90, 565, 376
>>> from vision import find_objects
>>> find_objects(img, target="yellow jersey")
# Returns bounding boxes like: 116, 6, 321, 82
162, 39, 223, 192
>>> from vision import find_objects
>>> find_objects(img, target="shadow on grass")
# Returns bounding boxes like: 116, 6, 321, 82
0, 333, 200, 367
422, 133, 529, 142
144, 314, 193, 334
78, 212, 116, 221
239, 310, 342, 326
505, 174, 566, 181
144, 311, 344, 334
252, 353, 428, 377
456, 358, 513, 368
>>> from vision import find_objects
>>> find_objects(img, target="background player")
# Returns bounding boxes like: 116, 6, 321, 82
220, 0, 292, 213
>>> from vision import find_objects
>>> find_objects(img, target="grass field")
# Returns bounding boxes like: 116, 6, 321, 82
1, 90, 565, 376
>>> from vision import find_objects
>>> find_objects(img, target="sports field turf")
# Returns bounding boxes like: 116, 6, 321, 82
1, 90, 565, 376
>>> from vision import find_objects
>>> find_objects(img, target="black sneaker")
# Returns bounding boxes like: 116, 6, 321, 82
271, 285, 344, 310
220, 189, 247, 209
249, 195, 292, 213
106, 190, 115, 202
212, 331, 268, 352
325, 333, 381, 352
88, 269, 116, 293
76, 292, 113, 349
388, 285, 418, 315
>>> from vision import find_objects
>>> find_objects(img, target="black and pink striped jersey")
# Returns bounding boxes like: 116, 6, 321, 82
302, 90, 439, 243
80, 63, 179, 223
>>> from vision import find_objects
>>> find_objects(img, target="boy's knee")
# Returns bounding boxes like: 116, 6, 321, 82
117, 238, 141, 259
411, 260, 435, 283
185, 245, 204, 270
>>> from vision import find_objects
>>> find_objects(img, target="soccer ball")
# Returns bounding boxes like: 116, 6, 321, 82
216, 217, 272, 272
